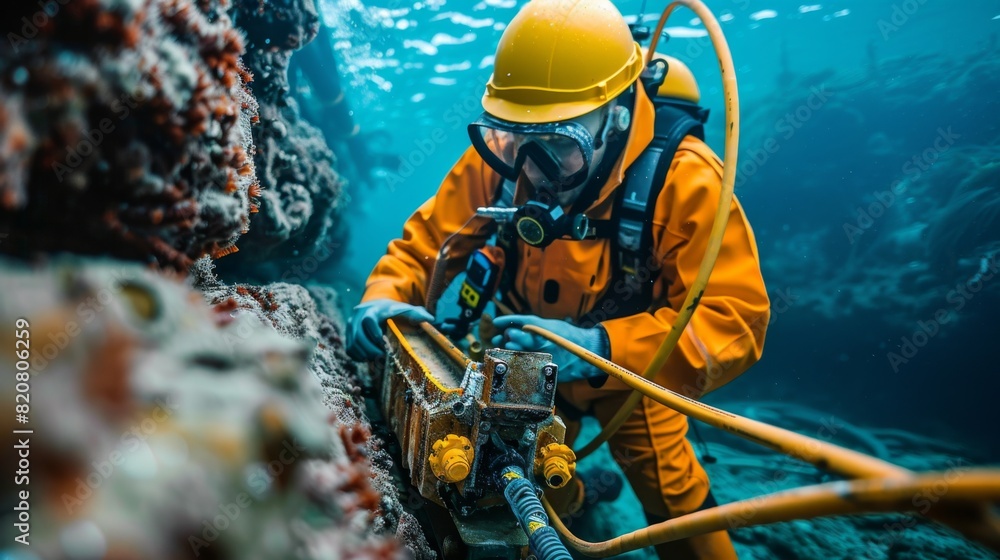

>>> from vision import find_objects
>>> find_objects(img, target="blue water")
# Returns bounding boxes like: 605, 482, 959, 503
323, 0, 1000, 458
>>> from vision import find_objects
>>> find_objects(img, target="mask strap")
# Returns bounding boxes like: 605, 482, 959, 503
593, 107, 613, 151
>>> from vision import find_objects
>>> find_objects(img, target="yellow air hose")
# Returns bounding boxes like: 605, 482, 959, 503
523, 325, 1000, 554
542, 472, 1000, 557
574, 0, 741, 460
524, 325, 909, 480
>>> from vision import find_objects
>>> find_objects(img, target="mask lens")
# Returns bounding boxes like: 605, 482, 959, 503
535, 134, 586, 177
468, 115, 595, 188
480, 128, 519, 170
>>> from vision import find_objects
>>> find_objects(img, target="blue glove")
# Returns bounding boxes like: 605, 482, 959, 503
347, 299, 434, 361
491, 315, 610, 384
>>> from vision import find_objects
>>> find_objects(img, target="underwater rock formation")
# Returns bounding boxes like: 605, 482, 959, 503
737, 46, 1000, 326
0, 0, 258, 271
710, 402, 997, 560
193, 258, 435, 558
0, 1, 425, 558
0, 258, 424, 559
730, 47, 1000, 448
214, 0, 346, 275
761, 147, 1000, 326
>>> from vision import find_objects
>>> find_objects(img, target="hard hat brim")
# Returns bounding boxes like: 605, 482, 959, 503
483, 43, 644, 124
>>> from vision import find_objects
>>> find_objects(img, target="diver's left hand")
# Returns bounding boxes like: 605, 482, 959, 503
491, 315, 609, 383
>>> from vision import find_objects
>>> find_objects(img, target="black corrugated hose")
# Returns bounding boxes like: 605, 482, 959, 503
499, 466, 573, 560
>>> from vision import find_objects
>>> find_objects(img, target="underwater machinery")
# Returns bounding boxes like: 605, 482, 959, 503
378, 319, 575, 560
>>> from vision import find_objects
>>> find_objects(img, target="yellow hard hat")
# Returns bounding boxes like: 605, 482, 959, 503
648, 52, 701, 104
483, 0, 644, 124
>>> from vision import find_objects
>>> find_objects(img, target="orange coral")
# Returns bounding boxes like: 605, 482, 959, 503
211, 244, 239, 259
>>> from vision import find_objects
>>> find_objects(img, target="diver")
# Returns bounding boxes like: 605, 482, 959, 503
347, 0, 770, 558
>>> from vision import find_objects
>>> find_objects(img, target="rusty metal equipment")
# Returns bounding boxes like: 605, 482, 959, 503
380, 319, 575, 559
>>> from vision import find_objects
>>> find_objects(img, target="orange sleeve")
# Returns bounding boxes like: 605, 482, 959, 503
601, 137, 770, 397
361, 146, 498, 306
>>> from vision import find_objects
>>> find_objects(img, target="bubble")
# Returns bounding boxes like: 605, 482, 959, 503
121, 441, 158, 480
60, 521, 106, 559
150, 432, 190, 469
12, 67, 29, 85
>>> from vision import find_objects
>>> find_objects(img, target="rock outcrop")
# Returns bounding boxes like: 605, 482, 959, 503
0, 0, 428, 558
0, 0, 258, 271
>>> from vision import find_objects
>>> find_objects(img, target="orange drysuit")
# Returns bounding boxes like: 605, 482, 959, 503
362, 85, 769, 558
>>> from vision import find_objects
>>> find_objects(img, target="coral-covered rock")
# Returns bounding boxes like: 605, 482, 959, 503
194, 257, 435, 558
0, 0, 258, 271
214, 0, 345, 274
0, 257, 418, 559
233, 0, 321, 102
222, 101, 344, 267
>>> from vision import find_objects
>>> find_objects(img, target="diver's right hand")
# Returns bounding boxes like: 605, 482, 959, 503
346, 299, 434, 361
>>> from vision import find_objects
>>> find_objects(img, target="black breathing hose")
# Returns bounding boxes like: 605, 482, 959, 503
499, 466, 573, 560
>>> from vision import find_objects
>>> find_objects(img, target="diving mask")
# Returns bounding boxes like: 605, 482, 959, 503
468, 111, 613, 192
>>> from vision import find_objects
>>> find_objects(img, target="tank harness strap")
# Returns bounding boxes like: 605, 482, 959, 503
587, 103, 706, 320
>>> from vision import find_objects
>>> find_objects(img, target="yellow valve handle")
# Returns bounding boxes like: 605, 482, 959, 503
537, 443, 577, 489
429, 434, 475, 483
